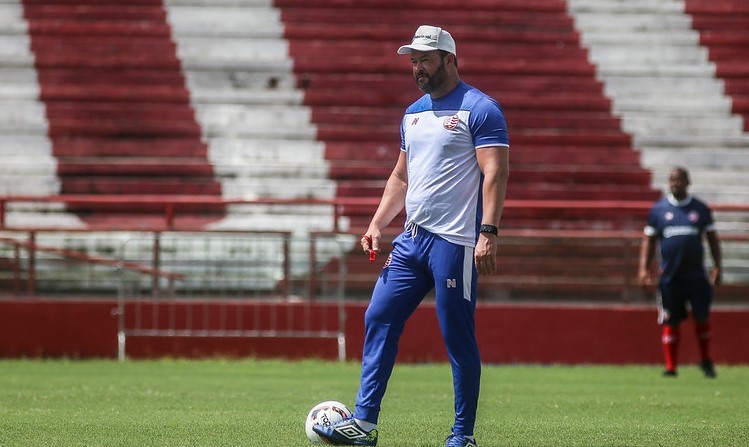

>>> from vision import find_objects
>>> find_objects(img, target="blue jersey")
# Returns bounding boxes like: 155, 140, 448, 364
400, 81, 509, 247
644, 194, 716, 281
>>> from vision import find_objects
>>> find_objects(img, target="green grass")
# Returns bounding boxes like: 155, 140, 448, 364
0, 359, 747, 447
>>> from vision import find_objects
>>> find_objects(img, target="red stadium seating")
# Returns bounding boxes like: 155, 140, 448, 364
274, 0, 667, 300
686, 0, 749, 131
21, 0, 225, 225
279, 0, 660, 234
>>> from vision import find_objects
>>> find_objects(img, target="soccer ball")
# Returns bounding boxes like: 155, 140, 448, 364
305, 400, 352, 444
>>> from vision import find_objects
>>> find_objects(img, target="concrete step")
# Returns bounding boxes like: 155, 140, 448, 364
0, 35, 34, 64
649, 168, 749, 188
0, 122, 45, 135
634, 134, 749, 148
683, 191, 749, 205
568, 0, 685, 14
586, 45, 708, 65
2, 210, 85, 229
0, 176, 60, 195
188, 88, 302, 105
207, 138, 325, 162
579, 32, 698, 46
620, 114, 744, 136
173, 36, 289, 64
195, 104, 315, 130
715, 212, 749, 233
0, 67, 40, 85
612, 96, 731, 113
572, 13, 692, 32
213, 161, 330, 179
0, 85, 40, 100
220, 203, 336, 218
596, 64, 716, 78
0, 135, 52, 156
0, 4, 25, 32
166, 5, 283, 37
164, 0, 275, 6
185, 70, 297, 91
601, 76, 725, 97
0, 157, 56, 174
639, 147, 749, 168
218, 178, 336, 200
0, 102, 47, 126
202, 123, 315, 140
175, 57, 291, 72
207, 212, 339, 233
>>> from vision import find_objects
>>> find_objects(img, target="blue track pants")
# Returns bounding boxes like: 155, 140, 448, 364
354, 227, 481, 436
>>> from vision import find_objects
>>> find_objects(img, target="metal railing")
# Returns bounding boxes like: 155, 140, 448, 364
2, 226, 747, 361
2, 227, 748, 302
110, 231, 349, 361
0, 195, 710, 232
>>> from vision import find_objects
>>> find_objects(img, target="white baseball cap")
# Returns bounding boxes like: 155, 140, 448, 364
397, 25, 456, 56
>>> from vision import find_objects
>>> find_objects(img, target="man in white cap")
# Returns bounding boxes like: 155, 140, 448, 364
314, 25, 510, 447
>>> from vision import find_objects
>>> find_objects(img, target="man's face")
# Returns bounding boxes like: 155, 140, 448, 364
669, 169, 690, 199
411, 50, 447, 94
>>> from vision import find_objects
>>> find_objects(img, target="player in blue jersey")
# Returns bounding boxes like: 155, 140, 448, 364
314, 25, 509, 447
638, 167, 722, 378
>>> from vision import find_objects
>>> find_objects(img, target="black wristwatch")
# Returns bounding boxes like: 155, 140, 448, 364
479, 224, 498, 236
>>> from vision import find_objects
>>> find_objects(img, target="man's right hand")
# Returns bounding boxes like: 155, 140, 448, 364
361, 232, 380, 261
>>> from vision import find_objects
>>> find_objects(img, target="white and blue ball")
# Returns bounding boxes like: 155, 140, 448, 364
305, 400, 352, 444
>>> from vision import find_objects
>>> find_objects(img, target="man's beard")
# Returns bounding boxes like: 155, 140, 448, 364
415, 59, 447, 94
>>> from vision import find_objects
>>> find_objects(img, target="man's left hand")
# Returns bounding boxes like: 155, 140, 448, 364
475, 233, 498, 275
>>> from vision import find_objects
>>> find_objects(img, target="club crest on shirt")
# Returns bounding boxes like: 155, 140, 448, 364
443, 115, 459, 130
688, 211, 699, 223
665, 211, 674, 221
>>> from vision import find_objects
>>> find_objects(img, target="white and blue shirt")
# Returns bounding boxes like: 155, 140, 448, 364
644, 194, 716, 280
400, 81, 509, 247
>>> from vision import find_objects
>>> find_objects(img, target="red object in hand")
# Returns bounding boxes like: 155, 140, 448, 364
363, 235, 377, 262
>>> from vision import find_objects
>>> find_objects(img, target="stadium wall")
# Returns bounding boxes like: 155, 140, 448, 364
1, 300, 747, 365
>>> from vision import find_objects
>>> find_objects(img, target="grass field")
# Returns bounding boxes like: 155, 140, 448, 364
0, 359, 747, 447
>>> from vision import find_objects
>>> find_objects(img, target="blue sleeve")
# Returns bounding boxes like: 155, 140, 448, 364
469, 98, 509, 148
645, 205, 660, 236
701, 203, 715, 231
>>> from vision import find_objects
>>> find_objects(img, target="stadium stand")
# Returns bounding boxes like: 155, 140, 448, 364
568, 0, 749, 289
164, 0, 338, 233
0, 0, 86, 228
277, 0, 663, 299
569, 0, 749, 207
686, 0, 749, 132
20, 0, 225, 227
278, 0, 662, 233
0, 0, 747, 302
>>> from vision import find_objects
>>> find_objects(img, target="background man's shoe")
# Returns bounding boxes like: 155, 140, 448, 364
699, 359, 717, 378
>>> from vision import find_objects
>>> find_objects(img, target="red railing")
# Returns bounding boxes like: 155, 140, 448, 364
1, 196, 747, 301
6, 194, 748, 231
